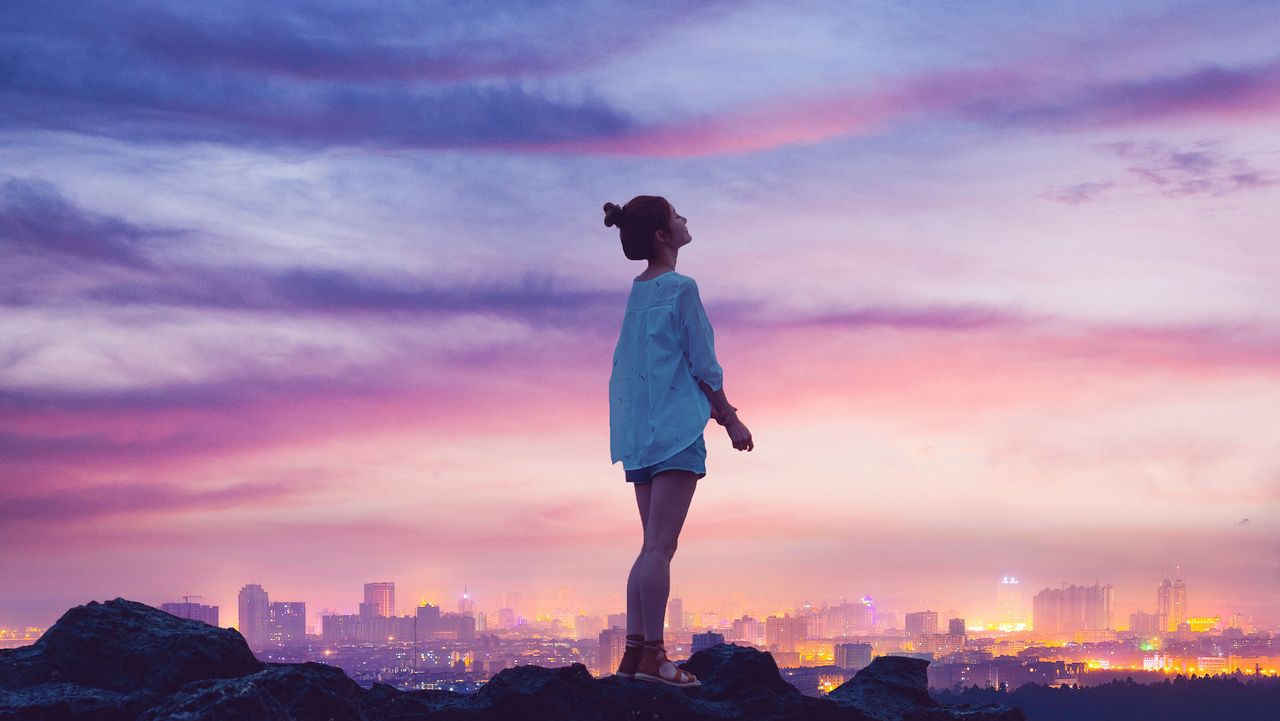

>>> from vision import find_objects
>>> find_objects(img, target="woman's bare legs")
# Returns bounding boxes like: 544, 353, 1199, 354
625, 482, 654, 636
629, 469, 698, 640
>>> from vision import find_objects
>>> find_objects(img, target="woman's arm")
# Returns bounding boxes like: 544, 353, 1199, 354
700, 379, 753, 451
698, 379, 737, 424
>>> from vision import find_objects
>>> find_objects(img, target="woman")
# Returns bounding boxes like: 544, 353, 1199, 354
602, 195, 754, 687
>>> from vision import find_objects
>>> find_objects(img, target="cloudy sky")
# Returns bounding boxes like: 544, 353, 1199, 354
2, 0, 1278, 632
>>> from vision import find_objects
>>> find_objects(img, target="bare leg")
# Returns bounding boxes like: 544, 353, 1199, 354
626, 481, 653, 636
635, 469, 698, 641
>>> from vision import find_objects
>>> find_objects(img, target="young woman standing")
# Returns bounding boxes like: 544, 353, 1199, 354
602, 196, 754, 687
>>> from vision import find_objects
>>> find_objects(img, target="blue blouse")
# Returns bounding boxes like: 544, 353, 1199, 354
609, 270, 724, 470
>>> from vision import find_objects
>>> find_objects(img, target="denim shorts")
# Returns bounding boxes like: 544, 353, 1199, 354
625, 433, 707, 483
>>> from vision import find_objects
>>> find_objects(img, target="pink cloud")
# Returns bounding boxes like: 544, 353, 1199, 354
538, 58, 1280, 157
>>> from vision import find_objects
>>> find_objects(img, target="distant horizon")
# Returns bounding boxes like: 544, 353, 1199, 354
2, 570, 1263, 635
2, 1, 1277, 635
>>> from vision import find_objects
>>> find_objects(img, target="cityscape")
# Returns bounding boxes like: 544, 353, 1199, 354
5, 574, 1272, 697
2, 0, 1278, 717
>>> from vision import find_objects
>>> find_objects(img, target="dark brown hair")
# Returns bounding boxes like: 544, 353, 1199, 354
602, 195, 673, 261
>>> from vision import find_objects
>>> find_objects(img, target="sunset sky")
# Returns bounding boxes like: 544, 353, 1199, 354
2, 0, 1278, 633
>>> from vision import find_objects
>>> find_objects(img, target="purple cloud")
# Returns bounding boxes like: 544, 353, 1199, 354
1041, 181, 1116, 205
786, 303, 1030, 331
0, 478, 315, 524
0, 178, 170, 269
120, 1, 734, 82
1096, 140, 1277, 197
967, 59, 1280, 132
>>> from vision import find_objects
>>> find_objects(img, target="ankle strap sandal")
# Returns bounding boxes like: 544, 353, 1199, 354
634, 645, 701, 688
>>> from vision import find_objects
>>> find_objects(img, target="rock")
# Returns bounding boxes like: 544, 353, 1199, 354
0, 598, 262, 697
136, 663, 367, 721
827, 657, 1018, 721
0, 598, 1024, 721
678, 643, 798, 699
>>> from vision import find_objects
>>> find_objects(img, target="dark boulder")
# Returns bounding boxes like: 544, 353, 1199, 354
0, 598, 262, 697
137, 663, 366, 721
0, 598, 1024, 721
828, 656, 938, 721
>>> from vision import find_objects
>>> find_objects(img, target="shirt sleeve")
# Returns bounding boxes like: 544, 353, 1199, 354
678, 278, 724, 392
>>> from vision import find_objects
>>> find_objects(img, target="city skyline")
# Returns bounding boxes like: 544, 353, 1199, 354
5, 571, 1252, 641
2, 1, 1278, 633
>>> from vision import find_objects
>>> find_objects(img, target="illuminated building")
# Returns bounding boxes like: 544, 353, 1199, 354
905, 611, 939, 636
598, 627, 626, 676
730, 615, 762, 645
160, 601, 219, 627
1196, 656, 1227, 674
1156, 578, 1187, 633
238, 584, 269, 645
915, 633, 964, 656
765, 614, 808, 653
415, 602, 441, 641
835, 599, 872, 634
267, 601, 306, 643
1032, 583, 1113, 634
439, 612, 476, 641
1183, 616, 1221, 633
668, 597, 684, 634
364, 582, 395, 618
458, 587, 476, 617
997, 576, 1023, 627
835, 642, 873, 670
861, 596, 878, 630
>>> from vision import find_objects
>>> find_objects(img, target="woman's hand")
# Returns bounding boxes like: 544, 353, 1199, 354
725, 417, 753, 452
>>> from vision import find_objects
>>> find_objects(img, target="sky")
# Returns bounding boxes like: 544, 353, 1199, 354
1, 0, 1278, 633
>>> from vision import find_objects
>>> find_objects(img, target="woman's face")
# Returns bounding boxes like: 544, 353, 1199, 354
663, 204, 692, 249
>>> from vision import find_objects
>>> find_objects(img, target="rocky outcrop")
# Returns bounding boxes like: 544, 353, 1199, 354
0, 598, 1023, 721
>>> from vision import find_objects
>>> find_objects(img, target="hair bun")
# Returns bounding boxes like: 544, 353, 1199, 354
602, 202, 625, 228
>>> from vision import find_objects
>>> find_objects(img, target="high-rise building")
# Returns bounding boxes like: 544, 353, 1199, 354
1157, 578, 1187, 633
691, 631, 725, 654
238, 584, 269, 645
606, 612, 627, 630
905, 611, 939, 636
497, 607, 517, 629
575, 614, 604, 640
835, 642, 873, 670
1129, 611, 1165, 635
948, 618, 966, 636
1033, 584, 1113, 634
730, 615, 762, 645
599, 627, 626, 676
997, 576, 1023, 626
458, 587, 476, 617
416, 602, 441, 642
765, 614, 807, 653
861, 596, 877, 630
160, 601, 219, 627
364, 582, 395, 618
668, 597, 684, 634
267, 601, 306, 643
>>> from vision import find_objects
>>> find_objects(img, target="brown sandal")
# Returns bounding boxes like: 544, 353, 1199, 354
634, 644, 700, 688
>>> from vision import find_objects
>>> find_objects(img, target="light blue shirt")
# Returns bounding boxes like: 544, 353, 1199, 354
610, 270, 724, 470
